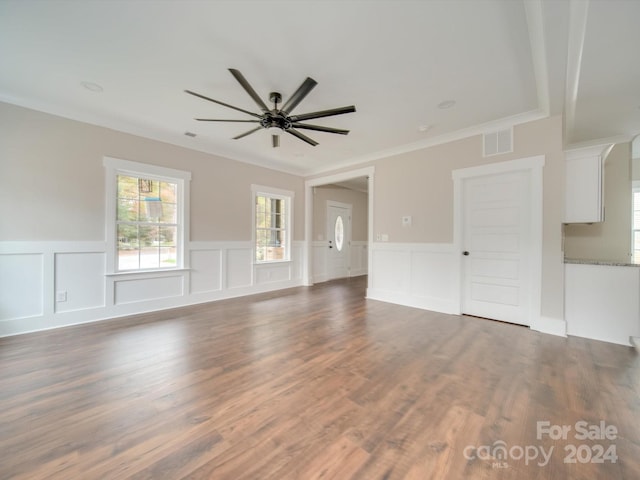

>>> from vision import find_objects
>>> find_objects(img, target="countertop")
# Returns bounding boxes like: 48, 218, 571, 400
564, 258, 640, 267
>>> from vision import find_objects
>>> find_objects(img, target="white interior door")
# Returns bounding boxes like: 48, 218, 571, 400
326, 202, 351, 280
462, 170, 531, 326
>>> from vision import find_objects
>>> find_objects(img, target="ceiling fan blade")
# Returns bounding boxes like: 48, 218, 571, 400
281, 77, 318, 115
195, 118, 260, 122
233, 126, 262, 140
290, 123, 349, 135
286, 128, 318, 146
272, 135, 280, 148
289, 105, 356, 122
185, 89, 261, 118
228, 68, 270, 113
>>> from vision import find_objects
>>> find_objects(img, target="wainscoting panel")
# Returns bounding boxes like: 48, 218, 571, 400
0, 252, 44, 321
409, 249, 456, 303
0, 240, 304, 337
370, 247, 410, 292
367, 243, 458, 314
255, 263, 291, 285
114, 274, 184, 305
312, 241, 328, 283
190, 248, 222, 294
55, 252, 106, 313
291, 243, 303, 281
226, 247, 253, 289
351, 241, 368, 277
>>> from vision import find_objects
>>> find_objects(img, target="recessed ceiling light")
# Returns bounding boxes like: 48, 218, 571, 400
418, 124, 431, 132
437, 99, 456, 109
80, 81, 103, 93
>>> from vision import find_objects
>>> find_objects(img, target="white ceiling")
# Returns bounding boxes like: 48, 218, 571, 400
0, 0, 638, 176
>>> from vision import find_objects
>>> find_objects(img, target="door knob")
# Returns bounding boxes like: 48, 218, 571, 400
463, 251, 470, 256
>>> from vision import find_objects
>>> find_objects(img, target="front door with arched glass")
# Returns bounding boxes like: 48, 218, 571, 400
326, 201, 351, 280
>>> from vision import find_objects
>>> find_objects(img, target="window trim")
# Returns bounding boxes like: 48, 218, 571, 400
104, 157, 191, 274
251, 184, 294, 264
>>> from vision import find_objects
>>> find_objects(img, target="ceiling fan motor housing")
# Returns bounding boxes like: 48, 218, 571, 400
260, 112, 292, 131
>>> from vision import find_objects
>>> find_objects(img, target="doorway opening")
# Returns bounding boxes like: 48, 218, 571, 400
304, 167, 374, 287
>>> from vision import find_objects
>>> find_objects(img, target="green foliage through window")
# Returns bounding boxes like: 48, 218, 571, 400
116, 174, 178, 270
255, 194, 288, 262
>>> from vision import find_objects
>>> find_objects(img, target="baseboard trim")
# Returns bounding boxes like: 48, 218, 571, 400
0, 279, 303, 338
366, 288, 457, 315
350, 270, 368, 278
532, 316, 567, 337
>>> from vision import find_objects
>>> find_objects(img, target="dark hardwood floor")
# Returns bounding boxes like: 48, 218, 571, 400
1, 276, 639, 479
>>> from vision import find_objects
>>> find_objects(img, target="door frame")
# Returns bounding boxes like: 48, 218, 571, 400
326, 200, 353, 280
452, 155, 545, 327
303, 166, 375, 287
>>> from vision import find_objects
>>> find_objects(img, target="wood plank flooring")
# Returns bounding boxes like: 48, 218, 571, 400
1, 276, 639, 479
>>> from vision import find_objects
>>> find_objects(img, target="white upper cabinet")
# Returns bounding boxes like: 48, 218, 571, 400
564, 145, 611, 223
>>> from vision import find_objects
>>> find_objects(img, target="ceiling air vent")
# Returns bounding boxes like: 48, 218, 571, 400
483, 127, 513, 157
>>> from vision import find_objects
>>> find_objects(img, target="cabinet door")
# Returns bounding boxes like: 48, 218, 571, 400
564, 155, 603, 223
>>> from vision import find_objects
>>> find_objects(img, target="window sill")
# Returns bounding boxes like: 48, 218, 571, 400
254, 260, 292, 266
105, 268, 191, 278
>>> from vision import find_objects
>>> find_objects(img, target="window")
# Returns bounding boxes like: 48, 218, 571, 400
334, 215, 344, 251
104, 157, 191, 273
252, 185, 293, 263
116, 175, 178, 270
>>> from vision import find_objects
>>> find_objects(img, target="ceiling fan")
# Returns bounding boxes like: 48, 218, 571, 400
186, 69, 356, 148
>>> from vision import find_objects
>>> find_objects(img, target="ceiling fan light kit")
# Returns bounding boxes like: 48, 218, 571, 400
186, 68, 355, 148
